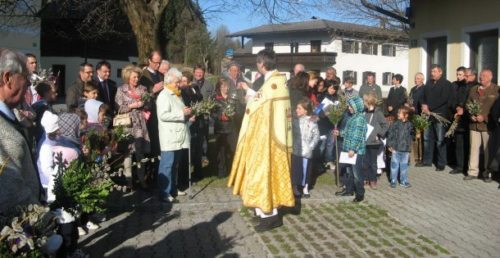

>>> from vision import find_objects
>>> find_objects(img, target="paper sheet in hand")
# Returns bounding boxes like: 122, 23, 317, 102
339, 152, 357, 165
321, 97, 334, 111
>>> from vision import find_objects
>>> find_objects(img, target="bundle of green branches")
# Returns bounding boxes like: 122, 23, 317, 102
422, 112, 450, 126
222, 103, 236, 118
191, 98, 219, 116
327, 95, 348, 127
411, 114, 431, 132
111, 125, 133, 143
51, 154, 113, 215
466, 100, 481, 116
445, 116, 460, 138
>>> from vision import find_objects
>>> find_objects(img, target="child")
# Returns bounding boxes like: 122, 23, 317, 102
212, 78, 239, 178
79, 81, 99, 109
342, 77, 358, 99
363, 93, 388, 189
387, 106, 415, 188
84, 99, 109, 133
33, 82, 58, 145
292, 98, 320, 198
334, 96, 367, 202
317, 81, 339, 169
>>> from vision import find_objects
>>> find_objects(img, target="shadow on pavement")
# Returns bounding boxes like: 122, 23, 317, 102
115, 211, 238, 257
79, 190, 177, 257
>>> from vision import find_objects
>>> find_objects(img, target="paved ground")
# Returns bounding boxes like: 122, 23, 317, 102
80, 165, 500, 257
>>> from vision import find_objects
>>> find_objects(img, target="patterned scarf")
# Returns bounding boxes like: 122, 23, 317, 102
166, 83, 182, 97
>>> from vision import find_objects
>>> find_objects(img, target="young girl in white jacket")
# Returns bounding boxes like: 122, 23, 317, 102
291, 98, 320, 198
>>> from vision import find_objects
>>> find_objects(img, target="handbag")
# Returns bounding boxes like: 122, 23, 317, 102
113, 106, 132, 127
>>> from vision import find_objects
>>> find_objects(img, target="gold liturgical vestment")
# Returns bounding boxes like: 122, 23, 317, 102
228, 71, 294, 213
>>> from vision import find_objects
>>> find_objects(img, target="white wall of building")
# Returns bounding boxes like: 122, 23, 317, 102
0, 0, 41, 56
246, 32, 408, 97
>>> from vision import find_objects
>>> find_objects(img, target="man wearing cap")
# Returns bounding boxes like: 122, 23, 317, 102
0, 48, 41, 213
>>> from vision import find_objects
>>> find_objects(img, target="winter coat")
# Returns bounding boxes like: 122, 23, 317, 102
292, 116, 320, 159
115, 84, 151, 153
364, 107, 388, 146
341, 96, 367, 155
386, 86, 407, 117
156, 87, 190, 151
422, 77, 454, 119
467, 83, 499, 132
387, 120, 414, 152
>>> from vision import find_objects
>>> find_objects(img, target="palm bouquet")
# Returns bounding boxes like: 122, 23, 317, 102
466, 100, 481, 116
191, 98, 219, 116
327, 95, 348, 126
411, 114, 431, 132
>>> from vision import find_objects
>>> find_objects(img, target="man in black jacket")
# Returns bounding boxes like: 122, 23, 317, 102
418, 64, 453, 171
449, 66, 471, 175
95, 60, 117, 116
386, 74, 407, 118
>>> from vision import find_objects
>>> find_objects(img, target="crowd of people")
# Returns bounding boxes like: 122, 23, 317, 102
1, 46, 499, 238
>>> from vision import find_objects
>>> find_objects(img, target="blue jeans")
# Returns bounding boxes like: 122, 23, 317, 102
423, 120, 447, 167
345, 154, 365, 197
391, 151, 409, 184
318, 130, 336, 162
158, 150, 181, 198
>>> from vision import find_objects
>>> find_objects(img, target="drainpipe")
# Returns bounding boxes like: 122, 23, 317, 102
360, 0, 410, 24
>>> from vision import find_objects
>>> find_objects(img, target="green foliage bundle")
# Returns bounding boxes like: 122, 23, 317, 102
411, 114, 431, 131
191, 98, 219, 116
327, 95, 348, 126
52, 156, 113, 215
111, 125, 133, 143
466, 100, 481, 116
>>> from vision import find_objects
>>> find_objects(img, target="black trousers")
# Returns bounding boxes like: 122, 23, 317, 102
454, 131, 469, 172
364, 144, 382, 181
215, 132, 237, 177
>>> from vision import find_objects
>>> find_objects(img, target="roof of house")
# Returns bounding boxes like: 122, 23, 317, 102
228, 19, 407, 41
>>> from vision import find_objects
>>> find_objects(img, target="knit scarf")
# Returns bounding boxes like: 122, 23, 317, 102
166, 83, 182, 97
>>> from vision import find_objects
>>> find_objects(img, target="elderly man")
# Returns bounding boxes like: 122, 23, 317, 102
325, 66, 341, 85
66, 62, 94, 109
464, 69, 499, 182
158, 60, 170, 75
418, 64, 453, 171
0, 48, 41, 213
228, 49, 294, 232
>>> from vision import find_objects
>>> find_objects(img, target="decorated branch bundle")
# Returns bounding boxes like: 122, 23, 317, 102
326, 95, 348, 126
0, 205, 58, 257
51, 154, 113, 215
411, 114, 431, 132
191, 98, 219, 116
466, 100, 481, 116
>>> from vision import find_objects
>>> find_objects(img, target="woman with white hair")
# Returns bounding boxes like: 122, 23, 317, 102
157, 68, 192, 203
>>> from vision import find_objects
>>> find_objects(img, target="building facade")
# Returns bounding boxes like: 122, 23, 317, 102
408, 0, 500, 83
229, 19, 409, 97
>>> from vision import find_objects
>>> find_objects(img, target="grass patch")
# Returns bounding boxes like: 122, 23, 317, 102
324, 241, 338, 251
407, 247, 425, 257
296, 243, 308, 252
379, 249, 396, 258
403, 227, 417, 234
392, 248, 410, 258
266, 243, 280, 255
379, 238, 392, 247
354, 230, 367, 238
302, 232, 314, 241
392, 237, 408, 247
311, 242, 324, 252
315, 171, 335, 185
286, 233, 299, 243
352, 239, 366, 248
433, 244, 450, 254
419, 245, 438, 256
365, 250, 379, 258
392, 228, 405, 235
417, 235, 433, 244
335, 253, 347, 258
261, 235, 270, 243
280, 242, 294, 254
338, 240, 349, 249
366, 238, 381, 248
354, 221, 367, 227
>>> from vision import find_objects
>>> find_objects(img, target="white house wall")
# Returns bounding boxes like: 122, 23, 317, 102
245, 32, 408, 97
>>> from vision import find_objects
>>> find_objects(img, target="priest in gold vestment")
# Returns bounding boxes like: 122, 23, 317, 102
228, 49, 294, 232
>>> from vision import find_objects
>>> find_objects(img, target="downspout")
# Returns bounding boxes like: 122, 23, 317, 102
360, 0, 410, 24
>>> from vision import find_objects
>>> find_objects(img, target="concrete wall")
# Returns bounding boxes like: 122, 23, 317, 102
409, 0, 500, 82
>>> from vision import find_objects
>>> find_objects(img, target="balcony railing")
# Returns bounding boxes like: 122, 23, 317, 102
233, 52, 337, 67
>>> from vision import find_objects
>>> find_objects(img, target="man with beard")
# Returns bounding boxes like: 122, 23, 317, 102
66, 63, 94, 109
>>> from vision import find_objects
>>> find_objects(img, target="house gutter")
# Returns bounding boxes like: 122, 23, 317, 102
360, 0, 410, 24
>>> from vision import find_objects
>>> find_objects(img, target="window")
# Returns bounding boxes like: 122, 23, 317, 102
342, 40, 359, 53
382, 44, 396, 56
382, 72, 393, 86
361, 42, 378, 55
427, 37, 447, 79
342, 70, 358, 84
265, 42, 274, 51
470, 30, 498, 83
290, 42, 299, 53
362, 71, 376, 84
311, 40, 321, 53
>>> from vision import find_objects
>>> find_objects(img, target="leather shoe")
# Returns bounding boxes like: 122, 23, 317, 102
483, 177, 493, 183
415, 162, 431, 167
435, 166, 445, 171
254, 216, 283, 232
449, 169, 462, 174
463, 175, 477, 180
335, 190, 353, 196
353, 195, 364, 203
